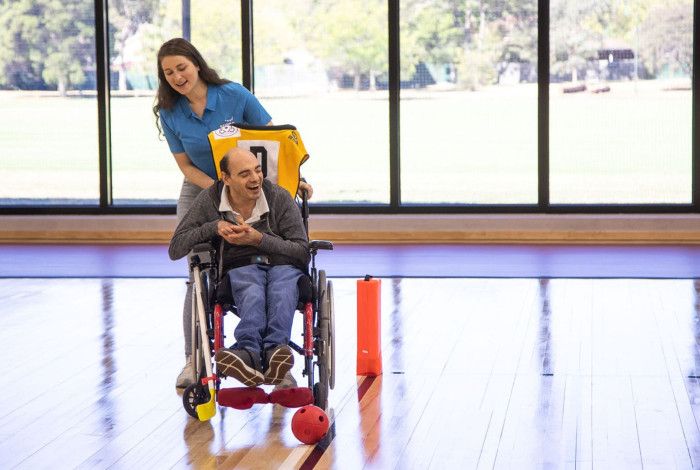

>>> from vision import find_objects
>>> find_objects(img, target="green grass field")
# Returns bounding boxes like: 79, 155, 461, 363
0, 81, 691, 204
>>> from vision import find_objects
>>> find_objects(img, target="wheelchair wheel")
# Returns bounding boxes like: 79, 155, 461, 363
314, 270, 334, 410
327, 280, 335, 390
183, 383, 210, 419
313, 382, 328, 411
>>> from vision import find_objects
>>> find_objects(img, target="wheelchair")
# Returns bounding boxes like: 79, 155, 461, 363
180, 124, 335, 422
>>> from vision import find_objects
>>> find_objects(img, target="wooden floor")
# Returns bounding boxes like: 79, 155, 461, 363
3, 277, 700, 469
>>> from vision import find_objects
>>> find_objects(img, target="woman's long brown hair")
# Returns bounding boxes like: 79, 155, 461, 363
152, 38, 229, 138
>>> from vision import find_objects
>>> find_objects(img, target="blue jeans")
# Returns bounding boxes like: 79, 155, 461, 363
228, 264, 304, 353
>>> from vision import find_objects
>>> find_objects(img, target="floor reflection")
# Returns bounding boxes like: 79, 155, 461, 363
180, 405, 308, 467
533, 278, 559, 466
388, 278, 405, 374
537, 278, 553, 376
97, 279, 116, 437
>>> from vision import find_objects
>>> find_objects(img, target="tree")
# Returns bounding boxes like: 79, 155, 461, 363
43, 0, 95, 94
550, 0, 600, 82
147, 0, 245, 83
310, 0, 387, 90
401, 1, 462, 82
549, 0, 679, 82
498, 0, 538, 64
0, 0, 94, 93
109, 0, 159, 90
254, 0, 315, 67
638, 2, 692, 78
401, 0, 537, 90
0, 0, 44, 89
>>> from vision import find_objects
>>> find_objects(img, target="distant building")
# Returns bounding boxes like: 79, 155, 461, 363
595, 42, 636, 81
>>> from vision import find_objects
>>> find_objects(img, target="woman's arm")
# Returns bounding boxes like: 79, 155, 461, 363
173, 152, 216, 189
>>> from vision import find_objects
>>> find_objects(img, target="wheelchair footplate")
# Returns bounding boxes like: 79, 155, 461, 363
217, 386, 313, 410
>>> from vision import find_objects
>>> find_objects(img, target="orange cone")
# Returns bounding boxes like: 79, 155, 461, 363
357, 275, 382, 376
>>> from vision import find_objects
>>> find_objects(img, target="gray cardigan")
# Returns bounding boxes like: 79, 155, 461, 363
168, 179, 309, 271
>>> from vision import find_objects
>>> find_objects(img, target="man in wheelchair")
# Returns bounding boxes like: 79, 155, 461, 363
169, 147, 309, 387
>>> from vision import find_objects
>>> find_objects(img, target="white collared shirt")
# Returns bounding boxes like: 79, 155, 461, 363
219, 186, 269, 224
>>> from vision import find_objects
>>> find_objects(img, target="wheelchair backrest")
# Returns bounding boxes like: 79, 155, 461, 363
207, 123, 309, 198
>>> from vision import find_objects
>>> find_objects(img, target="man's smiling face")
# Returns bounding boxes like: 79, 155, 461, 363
222, 148, 264, 205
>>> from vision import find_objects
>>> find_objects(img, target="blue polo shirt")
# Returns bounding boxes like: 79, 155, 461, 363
160, 82, 272, 179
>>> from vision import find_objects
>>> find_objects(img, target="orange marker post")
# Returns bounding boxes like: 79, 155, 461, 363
357, 275, 382, 376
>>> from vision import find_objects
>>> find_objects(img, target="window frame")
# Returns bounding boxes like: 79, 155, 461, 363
0, 0, 697, 215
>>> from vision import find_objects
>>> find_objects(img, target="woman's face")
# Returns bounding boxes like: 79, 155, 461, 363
160, 55, 200, 96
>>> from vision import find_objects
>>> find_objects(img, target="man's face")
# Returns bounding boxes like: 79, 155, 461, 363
222, 150, 263, 204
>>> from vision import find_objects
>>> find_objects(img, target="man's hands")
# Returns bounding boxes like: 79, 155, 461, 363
217, 220, 263, 246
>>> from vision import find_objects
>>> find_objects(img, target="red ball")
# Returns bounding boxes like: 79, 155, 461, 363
291, 405, 330, 444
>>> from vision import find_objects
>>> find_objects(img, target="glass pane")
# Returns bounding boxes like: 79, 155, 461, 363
110, 0, 242, 204
400, 0, 538, 204
109, 0, 182, 204
190, 1, 242, 84
0, 1, 98, 205
254, 0, 389, 204
550, 0, 692, 203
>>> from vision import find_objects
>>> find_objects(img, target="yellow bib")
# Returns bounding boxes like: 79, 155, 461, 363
208, 123, 309, 198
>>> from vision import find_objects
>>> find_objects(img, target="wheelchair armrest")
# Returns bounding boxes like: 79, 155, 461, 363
191, 242, 215, 254
188, 242, 216, 266
310, 240, 333, 251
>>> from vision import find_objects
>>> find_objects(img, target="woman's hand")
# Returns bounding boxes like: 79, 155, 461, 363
298, 181, 313, 199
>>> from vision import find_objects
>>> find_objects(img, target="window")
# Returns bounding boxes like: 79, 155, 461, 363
549, 0, 692, 204
400, 0, 538, 204
253, 0, 390, 204
0, 1, 99, 205
0, 1, 695, 211
109, 0, 243, 205
109, 0, 182, 204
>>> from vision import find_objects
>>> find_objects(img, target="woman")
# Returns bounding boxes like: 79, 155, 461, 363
153, 38, 311, 388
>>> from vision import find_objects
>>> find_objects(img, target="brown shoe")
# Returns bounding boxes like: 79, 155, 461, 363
264, 345, 294, 385
215, 348, 264, 387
